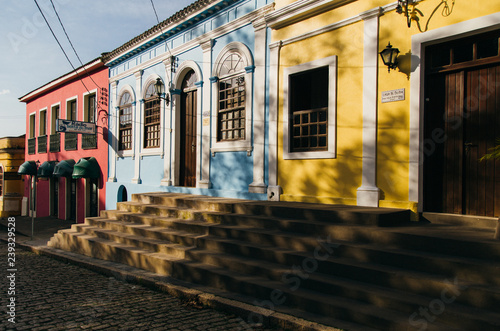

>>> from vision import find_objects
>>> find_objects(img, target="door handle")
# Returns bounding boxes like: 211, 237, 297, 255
464, 142, 477, 154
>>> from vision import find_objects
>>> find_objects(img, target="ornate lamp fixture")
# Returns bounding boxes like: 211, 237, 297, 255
396, 0, 413, 28
154, 78, 170, 106
379, 42, 400, 73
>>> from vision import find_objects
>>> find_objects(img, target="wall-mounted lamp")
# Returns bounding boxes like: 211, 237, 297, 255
154, 78, 170, 106
396, 0, 413, 28
379, 42, 400, 73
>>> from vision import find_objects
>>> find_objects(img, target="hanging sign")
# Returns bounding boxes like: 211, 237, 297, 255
56, 119, 96, 134
381, 88, 405, 103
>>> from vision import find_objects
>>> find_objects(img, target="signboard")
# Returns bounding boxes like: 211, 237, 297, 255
381, 88, 405, 103
56, 119, 96, 135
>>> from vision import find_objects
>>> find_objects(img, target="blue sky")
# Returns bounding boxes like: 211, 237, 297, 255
0, 0, 193, 138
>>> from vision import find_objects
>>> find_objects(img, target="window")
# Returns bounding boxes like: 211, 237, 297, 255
51, 105, 60, 134
67, 99, 77, 120
28, 113, 36, 154
218, 54, 246, 142
84, 93, 96, 123
143, 83, 160, 148
119, 92, 133, 151
283, 56, 337, 160
39, 109, 47, 136
29, 113, 36, 139
289, 67, 328, 152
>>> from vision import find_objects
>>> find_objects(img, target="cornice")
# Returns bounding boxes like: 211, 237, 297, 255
104, 0, 240, 67
265, 0, 357, 30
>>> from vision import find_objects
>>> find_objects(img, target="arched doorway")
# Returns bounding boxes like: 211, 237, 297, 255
179, 70, 198, 187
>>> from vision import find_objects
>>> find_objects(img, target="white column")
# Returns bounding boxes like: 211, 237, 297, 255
249, 17, 268, 194
267, 41, 282, 201
132, 70, 143, 184
108, 80, 118, 182
357, 8, 382, 207
199, 40, 213, 188
161, 59, 173, 186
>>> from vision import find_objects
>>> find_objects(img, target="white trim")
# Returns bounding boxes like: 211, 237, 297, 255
50, 103, 61, 135
29, 112, 36, 139
268, 41, 281, 200
116, 84, 136, 159
199, 40, 213, 189
170, 60, 204, 187
140, 74, 164, 157
65, 96, 78, 120
410, 12, 500, 210
266, 0, 356, 29
211, 42, 254, 154
38, 108, 48, 137
283, 56, 337, 160
108, 4, 274, 82
356, 9, 381, 207
132, 70, 142, 184
82, 88, 98, 123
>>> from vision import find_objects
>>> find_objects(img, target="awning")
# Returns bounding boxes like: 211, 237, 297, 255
53, 159, 75, 177
72, 157, 100, 179
37, 161, 57, 178
18, 161, 37, 176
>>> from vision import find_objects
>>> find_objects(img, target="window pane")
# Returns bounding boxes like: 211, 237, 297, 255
477, 37, 499, 59
217, 75, 245, 141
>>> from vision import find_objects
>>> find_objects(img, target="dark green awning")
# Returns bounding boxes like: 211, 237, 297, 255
37, 161, 57, 178
53, 159, 75, 178
72, 157, 100, 179
18, 161, 37, 176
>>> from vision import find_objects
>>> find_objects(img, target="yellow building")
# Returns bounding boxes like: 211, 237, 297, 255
0, 135, 25, 217
266, 0, 500, 219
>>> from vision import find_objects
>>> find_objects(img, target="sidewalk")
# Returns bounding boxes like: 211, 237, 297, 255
0, 215, 73, 247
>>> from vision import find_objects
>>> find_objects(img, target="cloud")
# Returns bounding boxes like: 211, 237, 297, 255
0, 89, 11, 95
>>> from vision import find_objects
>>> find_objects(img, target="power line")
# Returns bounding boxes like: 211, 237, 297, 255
32, 0, 91, 94
48, 0, 102, 90
149, 0, 175, 86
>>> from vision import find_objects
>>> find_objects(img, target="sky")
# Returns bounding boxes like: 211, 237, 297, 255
0, 0, 194, 138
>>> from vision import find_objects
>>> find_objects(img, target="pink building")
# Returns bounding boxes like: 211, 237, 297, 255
19, 58, 108, 223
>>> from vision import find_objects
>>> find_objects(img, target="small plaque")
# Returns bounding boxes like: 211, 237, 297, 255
381, 88, 405, 103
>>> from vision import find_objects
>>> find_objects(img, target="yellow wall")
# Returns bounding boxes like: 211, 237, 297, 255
274, 0, 500, 209
0, 136, 25, 217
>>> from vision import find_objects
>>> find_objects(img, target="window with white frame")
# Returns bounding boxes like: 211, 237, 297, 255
283, 56, 337, 160
143, 83, 161, 149
51, 105, 60, 134
84, 92, 96, 123
67, 99, 77, 120
29, 113, 36, 139
119, 92, 133, 151
39, 109, 47, 136
211, 42, 254, 153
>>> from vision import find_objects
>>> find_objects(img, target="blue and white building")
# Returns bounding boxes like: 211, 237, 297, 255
104, 0, 273, 208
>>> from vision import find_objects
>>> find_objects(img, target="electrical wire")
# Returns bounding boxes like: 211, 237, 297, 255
48, 0, 102, 90
32, 0, 91, 94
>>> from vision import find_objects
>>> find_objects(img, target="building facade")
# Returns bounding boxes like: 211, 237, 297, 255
104, 0, 273, 208
267, 0, 500, 218
0, 135, 25, 217
19, 58, 109, 223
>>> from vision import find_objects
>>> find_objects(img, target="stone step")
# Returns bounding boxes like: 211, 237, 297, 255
184, 249, 500, 330
74, 224, 194, 258
131, 193, 412, 226
194, 234, 500, 312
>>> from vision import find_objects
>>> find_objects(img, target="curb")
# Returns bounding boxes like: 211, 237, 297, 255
3, 238, 343, 331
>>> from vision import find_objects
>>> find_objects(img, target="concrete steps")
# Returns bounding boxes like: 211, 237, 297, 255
47, 193, 500, 330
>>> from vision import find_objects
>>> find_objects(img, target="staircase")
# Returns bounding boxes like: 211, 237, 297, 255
48, 193, 500, 331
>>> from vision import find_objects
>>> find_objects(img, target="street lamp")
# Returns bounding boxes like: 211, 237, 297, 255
379, 42, 400, 73
154, 78, 170, 106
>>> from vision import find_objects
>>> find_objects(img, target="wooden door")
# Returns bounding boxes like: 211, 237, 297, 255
179, 76, 197, 187
424, 32, 500, 217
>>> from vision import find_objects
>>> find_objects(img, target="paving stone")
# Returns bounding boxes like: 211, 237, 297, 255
0, 244, 276, 330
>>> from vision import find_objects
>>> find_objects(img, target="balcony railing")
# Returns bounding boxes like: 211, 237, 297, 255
64, 132, 78, 151
38, 135, 47, 153
28, 137, 36, 155
49, 133, 60, 152
82, 133, 97, 149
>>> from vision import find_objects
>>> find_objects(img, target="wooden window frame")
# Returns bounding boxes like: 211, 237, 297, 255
143, 83, 161, 149
217, 74, 246, 141
118, 92, 133, 151
283, 56, 337, 160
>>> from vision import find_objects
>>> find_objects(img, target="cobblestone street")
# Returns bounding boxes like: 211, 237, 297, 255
0, 243, 272, 330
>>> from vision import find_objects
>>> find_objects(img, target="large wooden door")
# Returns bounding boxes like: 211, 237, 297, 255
179, 71, 197, 187
424, 31, 500, 217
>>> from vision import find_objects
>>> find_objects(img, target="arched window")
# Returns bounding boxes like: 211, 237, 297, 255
143, 83, 161, 148
119, 92, 133, 150
217, 52, 246, 141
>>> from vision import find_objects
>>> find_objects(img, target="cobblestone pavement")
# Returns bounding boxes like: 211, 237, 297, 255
0, 243, 276, 330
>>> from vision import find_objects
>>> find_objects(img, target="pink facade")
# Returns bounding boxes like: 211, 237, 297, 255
19, 58, 108, 223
